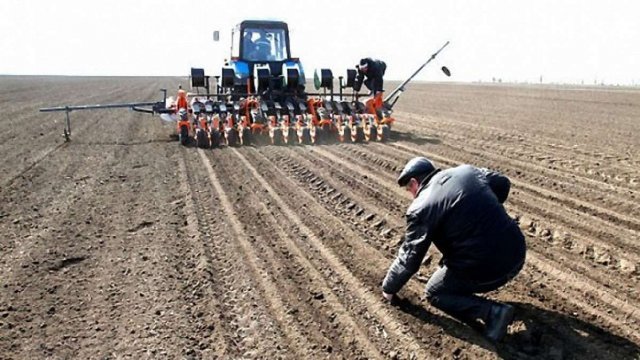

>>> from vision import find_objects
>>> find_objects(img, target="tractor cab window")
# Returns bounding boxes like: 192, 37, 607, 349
242, 27, 288, 62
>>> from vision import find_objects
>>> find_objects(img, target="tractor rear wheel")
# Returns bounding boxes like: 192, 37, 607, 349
179, 125, 190, 146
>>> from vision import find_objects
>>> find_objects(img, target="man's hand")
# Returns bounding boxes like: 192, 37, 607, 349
382, 291, 394, 301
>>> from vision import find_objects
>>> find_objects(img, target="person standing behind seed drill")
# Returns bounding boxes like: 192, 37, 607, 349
381, 157, 527, 342
356, 58, 387, 96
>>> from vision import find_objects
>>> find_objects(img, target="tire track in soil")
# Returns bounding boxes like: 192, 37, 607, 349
206, 151, 384, 359
286, 146, 406, 230
176, 151, 236, 357
235, 147, 501, 359
262, 145, 634, 355
301, 143, 640, 341
230, 147, 456, 359
195, 149, 328, 358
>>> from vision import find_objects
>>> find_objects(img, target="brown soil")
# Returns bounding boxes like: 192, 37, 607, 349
1, 77, 639, 359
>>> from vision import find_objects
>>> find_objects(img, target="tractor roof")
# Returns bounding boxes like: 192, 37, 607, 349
240, 20, 289, 31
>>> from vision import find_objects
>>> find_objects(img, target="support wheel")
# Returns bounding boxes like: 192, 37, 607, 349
286, 127, 297, 145
353, 126, 365, 143
340, 126, 352, 143
226, 128, 239, 147
299, 127, 311, 144
312, 126, 323, 145
379, 124, 390, 142
366, 125, 377, 142
196, 130, 209, 148
210, 131, 222, 148
179, 125, 190, 146
271, 128, 284, 145
240, 127, 252, 146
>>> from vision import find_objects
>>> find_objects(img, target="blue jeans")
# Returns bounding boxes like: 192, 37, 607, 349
424, 260, 524, 328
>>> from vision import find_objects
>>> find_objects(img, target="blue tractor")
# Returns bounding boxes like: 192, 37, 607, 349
40, 19, 450, 147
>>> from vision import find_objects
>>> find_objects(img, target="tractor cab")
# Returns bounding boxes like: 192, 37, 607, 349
225, 20, 305, 98
233, 21, 290, 62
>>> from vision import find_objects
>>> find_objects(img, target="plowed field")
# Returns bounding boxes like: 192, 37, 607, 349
1, 76, 638, 359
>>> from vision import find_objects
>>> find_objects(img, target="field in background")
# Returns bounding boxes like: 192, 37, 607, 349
1, 76, 639, 359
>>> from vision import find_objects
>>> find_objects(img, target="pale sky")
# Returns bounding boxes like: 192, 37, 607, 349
1, 0, 639, 85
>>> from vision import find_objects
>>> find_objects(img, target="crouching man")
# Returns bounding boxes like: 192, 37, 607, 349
382, 157, 526, 342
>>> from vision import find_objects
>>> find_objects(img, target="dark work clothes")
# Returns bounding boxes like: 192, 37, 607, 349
383, 165, 526, 295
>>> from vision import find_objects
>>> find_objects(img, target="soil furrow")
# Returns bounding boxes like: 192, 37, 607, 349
208, 150, 388, 359
232, 147, 457, 359
335, 142, 640, 276
383, 141, 640, 254
268, 144, 640, 338
247, 145, 640, 357
179, 151, 257, 357
314, 143, 638, 304
196, 149, 328, 358
389, 139, 640, 236
395, 111, 640, 193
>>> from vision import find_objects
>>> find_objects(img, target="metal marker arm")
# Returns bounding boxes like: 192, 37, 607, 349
384, 41, 450, 108
39, 90, 168, 141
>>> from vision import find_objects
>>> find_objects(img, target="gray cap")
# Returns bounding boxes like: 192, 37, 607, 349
397, 157, 435, 186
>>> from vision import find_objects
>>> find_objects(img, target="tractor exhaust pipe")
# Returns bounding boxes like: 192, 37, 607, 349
384, 41, 451, 109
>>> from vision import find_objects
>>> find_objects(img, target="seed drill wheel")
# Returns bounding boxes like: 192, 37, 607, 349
378, 124, 390, 142
179, 125, 190, 146
240, 127, 252, 146
340, 125, 352, 143
286, 127, 297, 145
299, 127, 311, 144
353, 126, 365, 143
210, 130, 222, 148
271, 128, 284, 145
196, 130, 210, 149
226, 128, 239, 147
311, 126, 322, 145
323, 124, 335, 144
365, 124, 377, 142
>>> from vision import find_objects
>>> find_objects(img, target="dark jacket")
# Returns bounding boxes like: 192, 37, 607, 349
382, 165, 526, 294
357, 58, 387, 93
